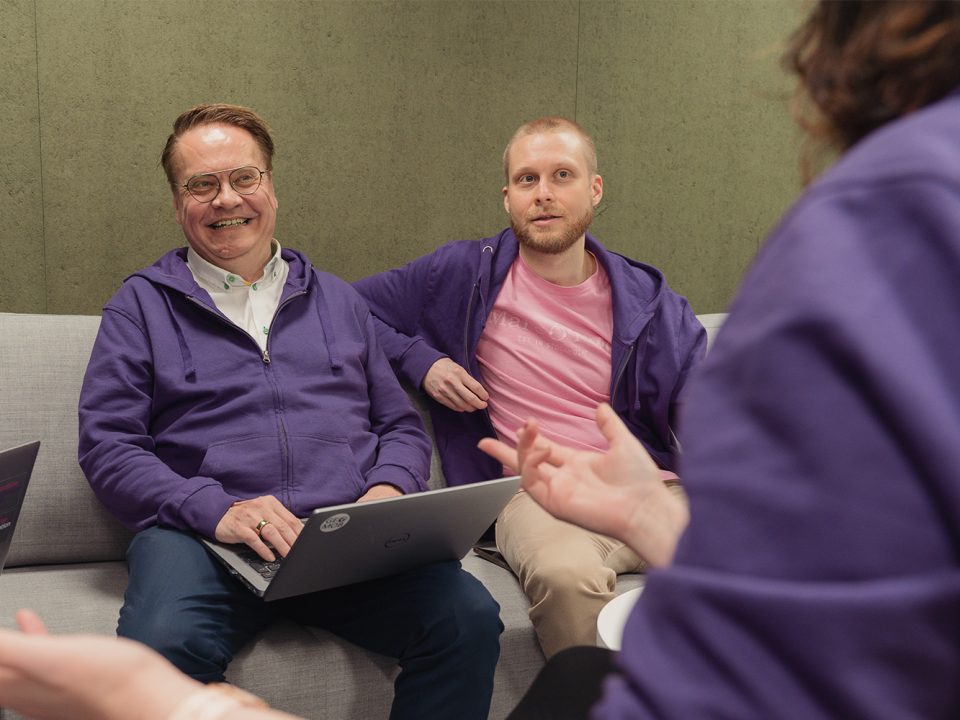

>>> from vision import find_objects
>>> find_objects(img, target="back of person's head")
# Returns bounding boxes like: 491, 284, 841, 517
786, 0, 960, 155
160, 103, 275, 188
502, 117, 598, 180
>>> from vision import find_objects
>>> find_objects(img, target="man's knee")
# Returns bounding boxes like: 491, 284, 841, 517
416, 565, 503, 658
120, 526, 258, 682
525, 556, 616, 598
118, 602, 231, 682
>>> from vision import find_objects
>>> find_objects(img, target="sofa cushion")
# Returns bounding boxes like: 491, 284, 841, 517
0, 312, 133, 567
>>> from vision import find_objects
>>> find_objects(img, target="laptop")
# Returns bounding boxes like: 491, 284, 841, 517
0, 441, 40, 575
201, 475, 521, 601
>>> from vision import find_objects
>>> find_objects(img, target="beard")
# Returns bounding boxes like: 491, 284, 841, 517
512, 205, 594, 255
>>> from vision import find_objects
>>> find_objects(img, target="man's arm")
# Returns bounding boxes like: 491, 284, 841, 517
354, 252, 444, 386
79, 308, 300, 560
667, 300, 708, 446
355, 249, 489, 412
357, 310, 433, 495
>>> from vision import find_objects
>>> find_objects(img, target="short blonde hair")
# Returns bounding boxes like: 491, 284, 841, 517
502, 117, 598, 180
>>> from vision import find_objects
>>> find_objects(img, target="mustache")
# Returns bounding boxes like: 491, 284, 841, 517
526, 207, 564, 219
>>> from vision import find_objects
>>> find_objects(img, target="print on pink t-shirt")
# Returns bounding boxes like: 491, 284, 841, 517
476, 253, 614, 453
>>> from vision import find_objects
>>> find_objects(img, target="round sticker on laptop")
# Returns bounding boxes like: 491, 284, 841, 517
319, 513, 350, 532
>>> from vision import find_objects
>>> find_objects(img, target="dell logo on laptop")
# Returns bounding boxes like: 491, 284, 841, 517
385, 533, 410, 548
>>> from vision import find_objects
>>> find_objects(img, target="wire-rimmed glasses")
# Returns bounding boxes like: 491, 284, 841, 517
180, 165, 268, 203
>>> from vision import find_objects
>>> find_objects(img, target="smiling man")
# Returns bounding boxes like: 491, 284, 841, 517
77, 104, 502, 720
355, 117, 706, 658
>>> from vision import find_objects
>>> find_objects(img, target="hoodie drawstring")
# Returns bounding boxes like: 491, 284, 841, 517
313, 282, 344, 371
162, 292, 197, 381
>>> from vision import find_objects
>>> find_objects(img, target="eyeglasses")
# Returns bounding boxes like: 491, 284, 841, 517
180, 165, 268, 203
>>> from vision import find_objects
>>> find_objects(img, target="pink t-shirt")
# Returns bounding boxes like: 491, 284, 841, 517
477, 253, 614, 453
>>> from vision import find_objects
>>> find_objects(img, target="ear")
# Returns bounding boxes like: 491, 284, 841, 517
172, 189, 186, 227
591, 174, 603, 207
502, 185, 510, 215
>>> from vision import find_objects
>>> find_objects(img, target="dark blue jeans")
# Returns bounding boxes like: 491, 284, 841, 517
118, 527, 502, 720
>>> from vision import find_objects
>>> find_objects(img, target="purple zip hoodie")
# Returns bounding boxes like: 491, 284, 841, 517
596, 91, 960, 718
79, 247, 430, 539
355, 229, 706, 485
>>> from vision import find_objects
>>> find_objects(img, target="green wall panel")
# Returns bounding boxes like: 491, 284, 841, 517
578, 0, 804, 313
1, 0, 45, 313
33, 0, 579, 314
11, 0, 806, 316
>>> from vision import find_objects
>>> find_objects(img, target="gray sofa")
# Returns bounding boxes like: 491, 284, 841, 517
0, 310, 725, 720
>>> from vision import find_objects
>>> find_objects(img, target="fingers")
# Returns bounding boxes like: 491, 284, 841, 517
215, 496, 304, 561
477, 437, 517, 469
459, 372, 489, 404
517, 443, 558, 502
425, 359, 488, 412
596, 403, 630, 442
596, 403, 659, 473
15, 610, 47, 636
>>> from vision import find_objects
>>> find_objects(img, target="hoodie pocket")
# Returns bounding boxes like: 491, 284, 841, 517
196, 434, 365, 504
197, 435, 284, 497
286, 434, 366, 503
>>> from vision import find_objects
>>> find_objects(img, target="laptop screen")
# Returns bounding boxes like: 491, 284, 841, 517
0, 441, 40, 574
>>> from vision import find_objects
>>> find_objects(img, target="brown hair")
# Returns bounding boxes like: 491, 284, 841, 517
160, 103, 275, 187
786, 0, 960, 159
502, 117, 598, 181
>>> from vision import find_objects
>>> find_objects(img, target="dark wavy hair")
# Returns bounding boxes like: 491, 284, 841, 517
160, 103, 275, 188
786, 0, 960, 163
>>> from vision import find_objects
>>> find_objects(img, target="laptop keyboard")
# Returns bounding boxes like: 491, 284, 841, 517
239, 548, 283, 580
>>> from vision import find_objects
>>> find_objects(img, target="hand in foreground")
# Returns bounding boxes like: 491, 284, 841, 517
0, 609, 198, 720
423, 358, 489, 412
215, 494, 304, 562
478, 404, 688, 567
358, 483, 404, 502
0, 610, 302, 720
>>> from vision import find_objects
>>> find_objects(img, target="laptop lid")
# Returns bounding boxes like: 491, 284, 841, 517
202, 475, 521, 601
0, 441, 40, 575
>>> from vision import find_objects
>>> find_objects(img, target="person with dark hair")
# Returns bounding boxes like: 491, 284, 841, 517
77, 103, 502, 720
355, 116, 706, 658
479, 0, 960, 717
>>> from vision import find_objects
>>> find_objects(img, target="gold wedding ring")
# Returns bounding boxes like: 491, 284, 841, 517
255, 519, 271, 537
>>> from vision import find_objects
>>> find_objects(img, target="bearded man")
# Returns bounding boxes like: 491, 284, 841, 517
354, 117, 705, 658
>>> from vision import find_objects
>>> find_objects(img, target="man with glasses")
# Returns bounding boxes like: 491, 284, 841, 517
77, 103, 501, 720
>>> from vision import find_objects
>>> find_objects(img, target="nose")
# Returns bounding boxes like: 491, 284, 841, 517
534, 178, 553, 203
211, 180, 243, 209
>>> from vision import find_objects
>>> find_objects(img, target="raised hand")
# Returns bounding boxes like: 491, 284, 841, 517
479, 404, 688, 567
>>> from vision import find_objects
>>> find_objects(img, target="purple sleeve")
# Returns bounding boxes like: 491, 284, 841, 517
78, 307, 238, 536
668, 298, 707, 440
359, 312, 432, 495
354, 254, 447, 389
597, 177, 960, 718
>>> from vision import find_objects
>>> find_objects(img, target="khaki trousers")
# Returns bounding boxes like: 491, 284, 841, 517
495, 490, 646, 659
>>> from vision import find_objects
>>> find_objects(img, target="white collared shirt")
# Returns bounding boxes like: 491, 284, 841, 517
186, 242, 289, 352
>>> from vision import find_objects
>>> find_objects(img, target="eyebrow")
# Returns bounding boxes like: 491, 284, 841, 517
512, 163, 578, 179
182, 164, 259, 183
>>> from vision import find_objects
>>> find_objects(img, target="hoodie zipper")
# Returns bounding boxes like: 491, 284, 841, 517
463, 281, 479, 367
463, 277, 497, 433
611, 342, 636, 401
187, 291, 306, 508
